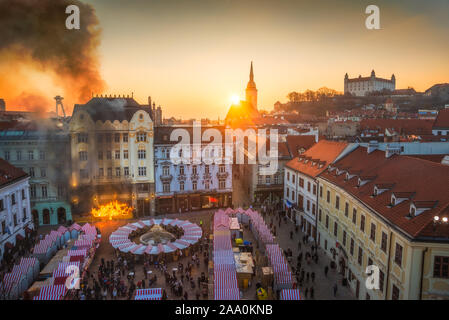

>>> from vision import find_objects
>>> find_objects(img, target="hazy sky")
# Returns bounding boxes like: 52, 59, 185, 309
7, 0, 449, 118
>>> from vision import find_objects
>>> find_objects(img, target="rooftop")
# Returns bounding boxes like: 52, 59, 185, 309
0, 158, 28, 188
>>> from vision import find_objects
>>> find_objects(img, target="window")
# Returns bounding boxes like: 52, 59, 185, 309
77, 133, 88, 143
180, 181, 185, 191
319, 186, 323, 198
287, 172, 290, 181
0, 199, 3, 211
327, 190, 330, 203
41, 185, 48, 198
350, 238, 354, 256
115, 167, 121, 177
13, 214, 17, 226
28, 150, 34, 160
40, 168, 46, 177
163, 182, 170, 193
352, 208, 357, 224
163, 148, 170, 159
98, 151, 103, 160
114, 133, 120, 142
138, 149, 146, 159
11, 193, 16, 205
16, 150, 22, 160
99, 168, 104, 177
80, 169, 88, 179
360, 215, 365, 232
162, 166, 170, 176
392, 285, 400, 300
292, 175, 295, 184
137, 132, 146, 142
394, 243, 403, 267
325, 215, 329, 229
123, 133, 128, 142
22, 189, 26, 200
219, 180, 226, 189
192, 166, 197, 175
4, 151, 10, 161
30, 185, 36, 198
205, 181, 210, 190
312, 203, 316, 215
106, 151, 112, 160
79, 151, 88, 161
306, 200, 310, 211
318, 209, 322, 222
193, 181, 197, 190
379, 270, 385, 292
358, 247, 363, 265
180, 166, 185, 175
29, 167, 35, 177
265, 176, 271, 184
105, 133, 111, 143
115, 150, 120, 159
124, 150, 128, 159
299, 178, 304, 188
124, 167, 129, 177
312, 184, 316, 195
335, 195, 340, 209
97, 133, 103, 143
138, 167, 146, 176
381, 232, 388, 252
433, 256, 449, 278
370, 223, 376, 242
307, 182, 311, 192
345, 202, 349, 217
219, 165, 226, 173
39, 150, 45, 160
334, 222, 338, 237
343, 230, 347, 246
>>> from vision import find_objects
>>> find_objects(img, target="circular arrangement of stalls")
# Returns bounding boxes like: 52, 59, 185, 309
109, 218, 202, 255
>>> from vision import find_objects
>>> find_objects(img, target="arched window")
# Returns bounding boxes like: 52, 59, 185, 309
43, 209, 50, 225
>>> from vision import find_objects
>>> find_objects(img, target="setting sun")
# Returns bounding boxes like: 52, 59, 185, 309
230, 94, 240, 105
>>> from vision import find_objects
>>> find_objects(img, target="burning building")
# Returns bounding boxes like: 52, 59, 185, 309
69, 96, 156, 217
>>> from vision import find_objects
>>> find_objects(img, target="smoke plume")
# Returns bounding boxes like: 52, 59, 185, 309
0, 0, 106, 114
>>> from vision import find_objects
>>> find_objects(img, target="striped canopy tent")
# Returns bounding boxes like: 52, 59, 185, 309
224, 208, 234, 214
1, 271, 28, 298
130, 244, 146, 255
70, 223, 82, 231
110, 239, 132, 249
266, 244, 293, 290
117, 242, 136, 253
12, 261, 34, 287
164, 242, 178, 253
161, 218, 173, 225
32, 241, 53, 264
132, 221, 147, 228
134, 288, 162, 300
0, 279, 20, 300
52, 261, 81, 278
235, 207, 245, 214
78, 234, 97, 242
33, 284, 67, 300
173, 239, 190, 250
280, 289, 302, 300
67, 249, 87, 257
168, 219, 182, 226
17, 257, 39, 280
142, 219, 155, 227
81, 223, 92, 232
57, 226, 70, 244
214, 287, 240, 300
74, 239, 93, 249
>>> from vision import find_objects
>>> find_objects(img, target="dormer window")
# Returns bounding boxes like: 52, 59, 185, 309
410, 205, 416, 217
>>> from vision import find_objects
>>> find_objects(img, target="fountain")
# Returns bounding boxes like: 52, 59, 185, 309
139, 224, 176, 245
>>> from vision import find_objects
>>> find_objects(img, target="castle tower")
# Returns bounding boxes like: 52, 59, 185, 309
245, 61, 258, 110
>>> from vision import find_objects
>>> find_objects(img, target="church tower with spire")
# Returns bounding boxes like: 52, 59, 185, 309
245, 61, 258, 110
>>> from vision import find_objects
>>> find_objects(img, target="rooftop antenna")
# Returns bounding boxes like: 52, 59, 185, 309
54, 95, 66, 118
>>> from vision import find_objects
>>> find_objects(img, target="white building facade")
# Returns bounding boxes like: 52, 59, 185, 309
344, 70, 395, 96
0, 160, 32, 262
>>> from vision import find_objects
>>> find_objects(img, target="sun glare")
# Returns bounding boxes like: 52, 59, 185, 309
230, 94, 240, 105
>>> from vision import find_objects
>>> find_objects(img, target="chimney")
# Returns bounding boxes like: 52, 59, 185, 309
367, 141, 379, 154
148, 96, 152, 107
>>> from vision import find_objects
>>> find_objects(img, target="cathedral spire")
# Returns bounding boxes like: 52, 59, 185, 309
249, 61, 254, 82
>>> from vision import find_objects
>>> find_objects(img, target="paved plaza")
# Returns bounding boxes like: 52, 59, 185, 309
38, 208, 354, 300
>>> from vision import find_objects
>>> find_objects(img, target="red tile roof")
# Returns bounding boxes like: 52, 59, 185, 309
319, 147, 449, 240
285, 135, 317, 158
285, 140, 348, 178
0, 159, 28, 187
433, 108, 449, 129
360, 119, 433, 135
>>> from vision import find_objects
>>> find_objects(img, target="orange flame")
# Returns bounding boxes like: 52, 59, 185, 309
91, 201, 133, 221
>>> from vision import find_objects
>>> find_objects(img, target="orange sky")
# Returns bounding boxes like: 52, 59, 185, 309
3, 0, 449, 118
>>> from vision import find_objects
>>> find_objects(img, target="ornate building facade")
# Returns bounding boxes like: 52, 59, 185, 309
69, 96, 156, 217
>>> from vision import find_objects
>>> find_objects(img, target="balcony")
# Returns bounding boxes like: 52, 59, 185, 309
160, 174, 173, 182
216, 171, 229, 179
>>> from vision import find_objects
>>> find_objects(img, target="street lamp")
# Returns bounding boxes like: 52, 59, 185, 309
433, 215, 448, 230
